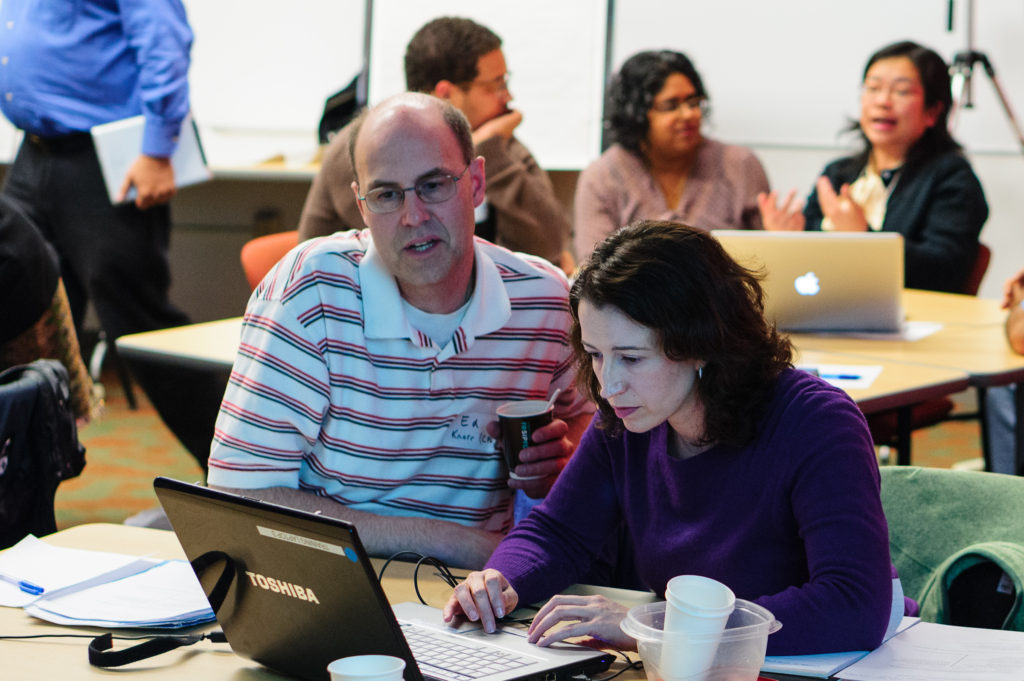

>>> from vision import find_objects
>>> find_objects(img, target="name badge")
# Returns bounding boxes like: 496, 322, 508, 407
442, 413, 496, 453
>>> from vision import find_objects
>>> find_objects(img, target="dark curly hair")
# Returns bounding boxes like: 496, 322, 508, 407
850, 40, 961, 175
569, 221, 792, 447
404, 17, 502, 93
606, 50, 706, 160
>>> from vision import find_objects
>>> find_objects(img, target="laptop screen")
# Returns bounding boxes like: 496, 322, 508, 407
712, 230, 904, 332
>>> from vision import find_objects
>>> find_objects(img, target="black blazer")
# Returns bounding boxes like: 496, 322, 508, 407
803, 151, 988, 294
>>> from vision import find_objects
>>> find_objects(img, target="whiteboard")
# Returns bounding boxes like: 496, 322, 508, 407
611, 0, 1024, 154
182, 0, 366, 165
367, 0, 608, 170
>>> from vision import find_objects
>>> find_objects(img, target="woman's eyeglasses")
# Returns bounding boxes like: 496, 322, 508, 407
649, 95, 708, 115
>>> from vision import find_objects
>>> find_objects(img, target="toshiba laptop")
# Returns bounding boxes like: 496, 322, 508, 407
153, 477, 613, 681
712, 230, 904, 332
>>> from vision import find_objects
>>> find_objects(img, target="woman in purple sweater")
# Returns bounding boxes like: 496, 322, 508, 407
444, 221, 905, 655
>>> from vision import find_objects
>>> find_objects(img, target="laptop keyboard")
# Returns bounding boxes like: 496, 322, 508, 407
401, 623, 535, 681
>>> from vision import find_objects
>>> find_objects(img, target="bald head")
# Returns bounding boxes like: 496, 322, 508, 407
349, 93, 474, 186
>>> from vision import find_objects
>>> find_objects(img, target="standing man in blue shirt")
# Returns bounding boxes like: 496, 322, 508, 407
0, 1, 220, 465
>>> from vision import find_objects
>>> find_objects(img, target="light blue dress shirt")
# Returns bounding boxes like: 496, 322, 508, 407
0, 0, 192, 157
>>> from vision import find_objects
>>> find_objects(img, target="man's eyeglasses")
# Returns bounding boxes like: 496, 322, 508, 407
357, 165, 470, 214
459, 72, 511, 94
649, 95, 708, 115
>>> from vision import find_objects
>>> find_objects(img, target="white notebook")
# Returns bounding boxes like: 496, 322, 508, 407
91, 112, 212, 204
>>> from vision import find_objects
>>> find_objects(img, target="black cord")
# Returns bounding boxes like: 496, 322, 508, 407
377, 551, 464, 605
0, 633, 156, 640
592, 649, 643, 681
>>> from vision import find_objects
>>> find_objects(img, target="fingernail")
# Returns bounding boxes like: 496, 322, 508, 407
496, 605, 504, 618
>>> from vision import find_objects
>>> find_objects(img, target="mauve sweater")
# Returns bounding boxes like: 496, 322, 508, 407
486, 369, 895, 655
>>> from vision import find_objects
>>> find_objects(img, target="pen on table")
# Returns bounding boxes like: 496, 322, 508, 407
0, 572, 45, 596
820, 373, 862, 381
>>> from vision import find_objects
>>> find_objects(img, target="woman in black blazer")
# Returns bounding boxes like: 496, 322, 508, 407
759, 41, 988, 294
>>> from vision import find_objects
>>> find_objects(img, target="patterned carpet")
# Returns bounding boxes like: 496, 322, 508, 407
52, 373, 983, 531
54, 371, 205, 530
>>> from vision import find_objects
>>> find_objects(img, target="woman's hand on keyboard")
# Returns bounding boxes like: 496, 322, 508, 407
443, 569, 519, 634
526, 594, 634, 650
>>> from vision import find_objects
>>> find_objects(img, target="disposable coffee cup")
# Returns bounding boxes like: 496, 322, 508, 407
496, 399, 553, 480
327, 654, 406, 681
660, 575, 735, 681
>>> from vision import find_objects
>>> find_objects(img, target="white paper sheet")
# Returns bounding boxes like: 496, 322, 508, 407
798, 364, 884, 390
762, 617, 918, 677
25, 560, 214, 628
806, 320, 943, 342
838, 621, 1024, 681
0, 536, 156, 608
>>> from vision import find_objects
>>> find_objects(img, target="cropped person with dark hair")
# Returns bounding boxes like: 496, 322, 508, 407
760, 40, 988, 294
0, 195, 98, 421
574, 50, 769, 260
403, 17, 501, 95
299, 17, 570, 268
445, 221, 908, 656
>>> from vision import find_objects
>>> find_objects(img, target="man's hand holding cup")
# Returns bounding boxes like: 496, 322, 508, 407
493, 397, 572, 498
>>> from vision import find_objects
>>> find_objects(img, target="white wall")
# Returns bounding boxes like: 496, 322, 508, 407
182, 0, 366, 166
367, 0, 608, 169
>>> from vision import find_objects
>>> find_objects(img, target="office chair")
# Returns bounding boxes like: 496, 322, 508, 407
867, 243, 992, 462
881, 466, 1024, 630
239, 230, 300, 291
0, 359, 85, 549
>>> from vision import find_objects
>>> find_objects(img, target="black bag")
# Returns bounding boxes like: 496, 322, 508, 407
317, 73, 366, 144
0, 359, 86, 548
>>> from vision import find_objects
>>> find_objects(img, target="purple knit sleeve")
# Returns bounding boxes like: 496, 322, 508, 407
757, 383, 893, 655
485, 416, 623, 606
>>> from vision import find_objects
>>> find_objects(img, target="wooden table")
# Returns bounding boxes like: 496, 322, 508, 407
116, 317, 242, 371
116, 317, 971, 469
793, 289, 1024, 471
1, 525, 645, 681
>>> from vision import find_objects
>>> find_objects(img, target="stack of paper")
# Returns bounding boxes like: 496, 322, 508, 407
0, 535, 214, 628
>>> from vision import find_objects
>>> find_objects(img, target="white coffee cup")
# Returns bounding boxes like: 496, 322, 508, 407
659, 575, 735, 681
327, 654, 406, 681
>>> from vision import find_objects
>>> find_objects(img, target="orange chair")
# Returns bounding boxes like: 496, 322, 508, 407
239, 230, 299, 290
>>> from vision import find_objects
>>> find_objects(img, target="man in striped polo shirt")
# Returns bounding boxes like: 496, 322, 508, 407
207, 93, 592, 569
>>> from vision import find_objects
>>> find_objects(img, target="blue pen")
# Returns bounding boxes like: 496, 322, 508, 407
820, 373, 861, 381
0, 572, 44, 596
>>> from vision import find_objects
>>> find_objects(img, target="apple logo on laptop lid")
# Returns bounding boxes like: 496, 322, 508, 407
794, 272, 820, 296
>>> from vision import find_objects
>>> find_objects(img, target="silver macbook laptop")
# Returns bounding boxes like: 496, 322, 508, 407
153, 477, 613, 681
712, 230, 904, 332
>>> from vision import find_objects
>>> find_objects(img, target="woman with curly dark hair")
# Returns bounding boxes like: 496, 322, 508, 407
573, 51, 769, 260
446, 221, 907, 656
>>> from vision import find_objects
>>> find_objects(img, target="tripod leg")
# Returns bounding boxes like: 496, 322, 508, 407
985, 71, 1024, 153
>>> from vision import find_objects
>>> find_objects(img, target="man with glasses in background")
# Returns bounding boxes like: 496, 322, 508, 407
298, 16, 571, 270
208, 94, 591, 569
